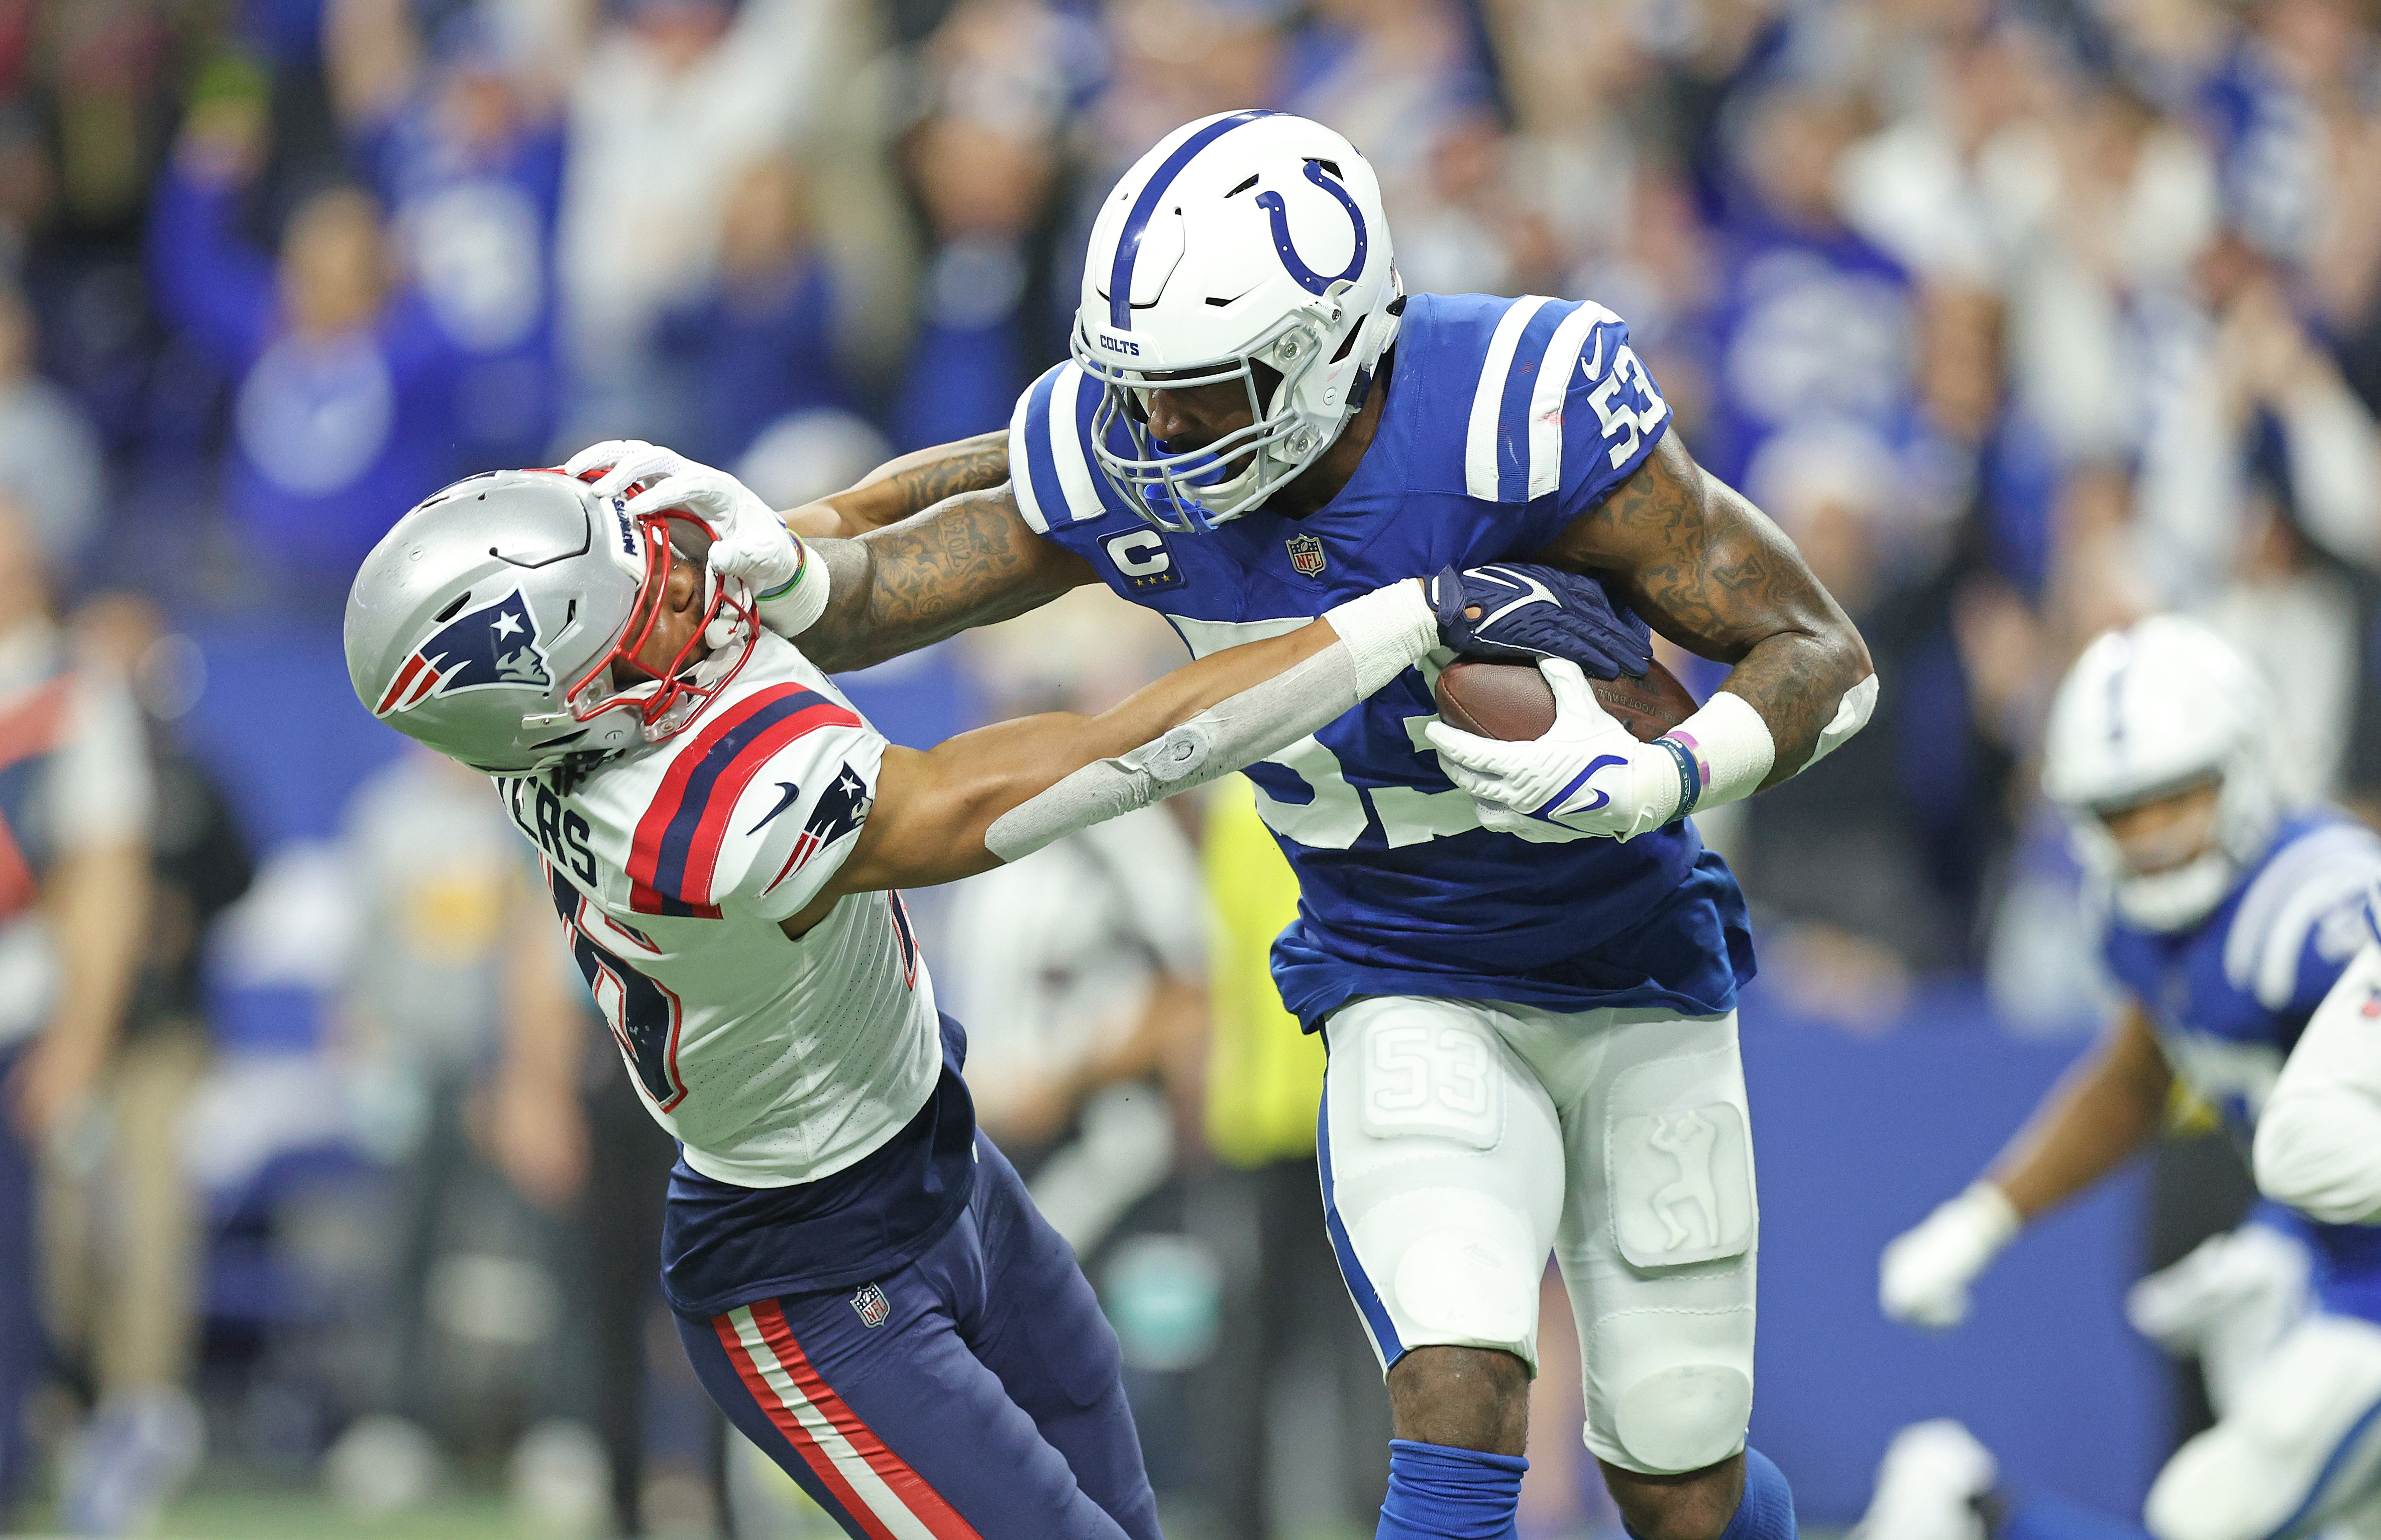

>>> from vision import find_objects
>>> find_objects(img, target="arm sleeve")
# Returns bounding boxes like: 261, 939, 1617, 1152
711, 721, 887, 922
2256, 926, 2381, 1224
145, 161, 276, 369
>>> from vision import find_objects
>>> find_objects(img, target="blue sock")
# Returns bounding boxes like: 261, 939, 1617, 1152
1621, 1446, 1797, 1540
1998, 1494, 2154, 1540
1376, 1438, 1528, 1540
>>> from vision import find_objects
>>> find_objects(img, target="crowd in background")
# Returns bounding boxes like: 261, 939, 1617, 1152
3, 0, 2381, 1534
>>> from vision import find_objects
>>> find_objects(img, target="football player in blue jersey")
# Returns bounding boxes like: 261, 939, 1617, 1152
1864, 618, 2381, 1540
587, 109, 1877, 1540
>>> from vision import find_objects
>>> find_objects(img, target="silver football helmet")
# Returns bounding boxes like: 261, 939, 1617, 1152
346, 468, 754, 773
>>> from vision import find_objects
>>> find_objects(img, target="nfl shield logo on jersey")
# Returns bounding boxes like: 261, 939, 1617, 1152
850, 1282, 891, 1329
1285, 532, 1327, 578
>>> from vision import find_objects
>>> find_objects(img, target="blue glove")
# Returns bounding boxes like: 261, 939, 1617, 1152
1427, 564, 1653, 680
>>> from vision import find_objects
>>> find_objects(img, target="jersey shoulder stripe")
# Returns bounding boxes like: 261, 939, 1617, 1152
1010, 362, 1121, 535
2224, 819, 2381, 1009
1459, 294, 1628, 504
628, 685, 863, 918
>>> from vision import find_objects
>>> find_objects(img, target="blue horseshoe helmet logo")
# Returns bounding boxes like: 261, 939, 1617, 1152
1254, 161, 1368, 295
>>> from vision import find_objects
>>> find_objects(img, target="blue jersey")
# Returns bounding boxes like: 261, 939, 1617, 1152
1010, 292, 1753, 1029
2102, 811, 2381, 1322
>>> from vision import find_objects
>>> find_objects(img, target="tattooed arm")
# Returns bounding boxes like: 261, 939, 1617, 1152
800, 485, 1097, 673
786, 431, 1011, 538
1533, 433, 1873, 787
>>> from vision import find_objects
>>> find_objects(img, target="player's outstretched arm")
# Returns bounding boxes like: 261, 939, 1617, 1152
799, 486, 1099, 673
817, 582, 1441, 903
1879, 1003, 2170, 1330
1539, 432, 1876, 786
563, 438, 1048, 671
2257, 937, 2381, 1224
785, 431, 1010, 538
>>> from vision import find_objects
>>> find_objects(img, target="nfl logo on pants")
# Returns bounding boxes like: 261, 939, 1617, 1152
1285, 533, 1327, 577
850, 1282, 891, 1329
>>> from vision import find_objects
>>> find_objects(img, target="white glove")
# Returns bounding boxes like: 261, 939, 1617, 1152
1879, 1182, 2022, 1331
1422, 657, 1694, 842
571, 441, 805, 593
564, 441, 823, 635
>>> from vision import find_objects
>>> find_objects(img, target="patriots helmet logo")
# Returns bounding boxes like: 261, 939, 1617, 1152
375, 590, 553, 717
762, 763, 875, 895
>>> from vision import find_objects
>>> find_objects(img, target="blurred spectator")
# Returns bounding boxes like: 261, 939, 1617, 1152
892, 113, 1055, 448
656, 155, 848, 466
1189, 780, 1388, 1540
328, 0, 569, 470
0, 281, 104, 573
942, 805, 1204, 1225
489, 872, 729, 1538
1277, 0, 1496, 194
556, 0, 848, 441
1087, 0, 1283, 176
733, 406, 894, 511
323, 750, 584, 1518
891, 1, 1086, 450
0, 499, 152, 1528
39, 593, 251, 1537
145, 102, 464, 600
1697, 83, 1918, 494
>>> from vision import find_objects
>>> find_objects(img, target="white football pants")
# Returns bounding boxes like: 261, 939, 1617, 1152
2146, 1310, 2381, 1540
1319, 996, 1757, 1475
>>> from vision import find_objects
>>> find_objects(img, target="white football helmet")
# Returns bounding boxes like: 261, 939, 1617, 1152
1071, 109, 1401, 531
2042, 617, 2283, 932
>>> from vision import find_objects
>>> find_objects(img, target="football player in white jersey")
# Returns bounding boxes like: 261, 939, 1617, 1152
1860, 619, 2381, 1540
343, 461, 1644, 1540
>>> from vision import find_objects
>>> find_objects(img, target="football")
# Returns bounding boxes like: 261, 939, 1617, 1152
1433, 656, 1698, 743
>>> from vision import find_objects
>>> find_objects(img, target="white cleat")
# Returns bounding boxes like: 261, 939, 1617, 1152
1853, 1419, 1999, 1540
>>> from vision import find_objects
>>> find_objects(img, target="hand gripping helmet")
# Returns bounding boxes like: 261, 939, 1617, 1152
2042, 616, 2283, 932
1071, 110, 1401, 531
346, 469, 754, 773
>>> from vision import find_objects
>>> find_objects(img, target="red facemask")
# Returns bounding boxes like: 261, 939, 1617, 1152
555, 471, 755, 745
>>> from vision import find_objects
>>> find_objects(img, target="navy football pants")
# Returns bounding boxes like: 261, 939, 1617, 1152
677, 1136, 1161, 1540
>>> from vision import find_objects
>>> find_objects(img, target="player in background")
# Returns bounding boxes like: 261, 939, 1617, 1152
344, 461, 1639, 1540
590, 108, 1876, 1540
1862, 617, 2381, 1540
2258, 900, 2381, 1228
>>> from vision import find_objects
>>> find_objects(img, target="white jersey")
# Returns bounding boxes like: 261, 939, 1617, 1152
495, 631, 939, 1188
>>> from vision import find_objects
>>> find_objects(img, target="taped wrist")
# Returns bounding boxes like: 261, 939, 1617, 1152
753, 535, 830, 637
1657, 691, 1775, 815
985, 642, 1364, 862
1323, 580, 1438, 695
